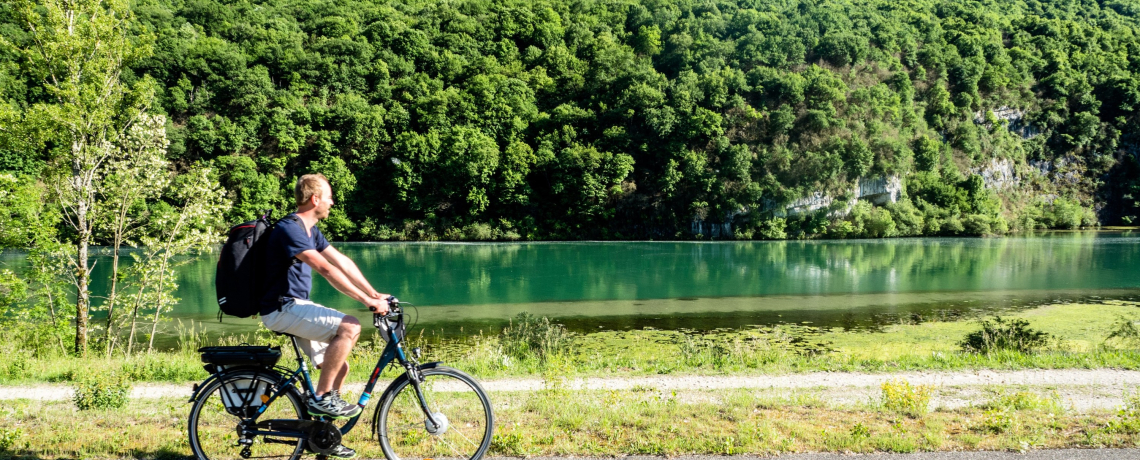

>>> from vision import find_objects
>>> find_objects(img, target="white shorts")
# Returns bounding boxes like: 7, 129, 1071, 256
261, 298, 345, 368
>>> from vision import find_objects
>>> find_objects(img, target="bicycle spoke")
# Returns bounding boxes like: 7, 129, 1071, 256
379, 367, 493, 460
190, 373, 305, 460
451, 426, 478, 447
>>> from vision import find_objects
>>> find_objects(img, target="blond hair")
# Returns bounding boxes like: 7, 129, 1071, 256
295, 173, 329, 207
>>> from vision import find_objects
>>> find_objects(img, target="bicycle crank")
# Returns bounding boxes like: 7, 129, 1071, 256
251, 419, 342, 455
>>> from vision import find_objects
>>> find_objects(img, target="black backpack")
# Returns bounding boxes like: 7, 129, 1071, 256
215, 213, 298, 319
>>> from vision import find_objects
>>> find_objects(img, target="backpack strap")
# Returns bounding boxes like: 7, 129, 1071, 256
263, 214, 304, 314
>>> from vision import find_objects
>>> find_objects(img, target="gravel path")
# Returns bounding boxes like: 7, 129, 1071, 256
4, 369, 1139, 412
517, 451, 1140, 460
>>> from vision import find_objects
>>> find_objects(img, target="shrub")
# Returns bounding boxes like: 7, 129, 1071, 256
1104, 315, 1140, 349
827, 220, 856, 238
962, 213, 993, 235
756, 217, 787, 239
0, 427, 22, 453
887, 199, 925, 236
983, 391, 1059, 412
1104, 390, 1140, 434
463, 223, 494, 240
121, 353, 203, 382
980, 407, 1016, 434
500, 313, 572, 361
881, 379, 933, 418
959, 316, 1051, 354
73, 374, 132, 410
861, 206, 898, 238
3, 354, 29, 380
490, 431, 525, 456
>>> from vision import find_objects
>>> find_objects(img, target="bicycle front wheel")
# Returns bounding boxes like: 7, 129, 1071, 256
375, 366, 494, 460
188, 369, 306, 460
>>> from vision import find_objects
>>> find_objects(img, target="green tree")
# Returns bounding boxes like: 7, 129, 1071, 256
12, 0, 157, 355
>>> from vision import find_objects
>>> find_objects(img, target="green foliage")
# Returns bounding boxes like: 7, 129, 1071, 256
1104, 315, 1140, 349
880, 379, 933, 418
73, 373, 132, 410
756, 218, 787, 240
0, 174, 57, 248
0, 427, 22, 453
1103, 390, 1140, 434
983, 391, 1058, 412
960, 317, 1052, 354
500, 313, 572, 361
4, 0, 1140, 238
213, 155, 282, 223
120, 353, 203, 381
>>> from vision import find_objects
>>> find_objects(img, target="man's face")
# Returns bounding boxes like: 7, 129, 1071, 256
315, 180, 334, 220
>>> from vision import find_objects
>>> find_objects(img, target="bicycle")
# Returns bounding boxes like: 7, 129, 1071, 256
187, 300, 495, 460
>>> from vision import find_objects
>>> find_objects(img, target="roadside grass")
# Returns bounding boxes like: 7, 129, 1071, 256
2, 387, 1140, 458
2, 302, 1139, 386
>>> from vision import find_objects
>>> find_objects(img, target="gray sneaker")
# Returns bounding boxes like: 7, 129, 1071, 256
306, 390, 361, 420
327, 444, 356, 459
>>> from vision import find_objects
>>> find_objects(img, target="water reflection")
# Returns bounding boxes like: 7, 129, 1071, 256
2, 232, 1138, 337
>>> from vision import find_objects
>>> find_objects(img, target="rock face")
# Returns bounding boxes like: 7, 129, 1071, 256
692, 175, 903, 237
975, 158, 1019, 190
779, 175, 902, 217
691, 209, 744, 238
783, 192, 840, 217
856, 176, 903, 206
975, 106, 1039, 139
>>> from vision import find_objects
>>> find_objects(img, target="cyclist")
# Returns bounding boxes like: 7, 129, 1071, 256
259, 173, 390, 458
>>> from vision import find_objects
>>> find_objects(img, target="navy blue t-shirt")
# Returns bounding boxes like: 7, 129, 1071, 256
260, 214, 331, 315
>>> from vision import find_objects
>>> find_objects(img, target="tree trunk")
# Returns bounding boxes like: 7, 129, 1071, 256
73, 138, 92, 358
126, 281, 147, 358
147, 252, 172, 353
76, 226, 89, 357
104, 234, 123, 358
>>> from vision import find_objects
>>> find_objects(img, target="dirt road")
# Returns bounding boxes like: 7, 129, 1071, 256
4, 368, 1139, 412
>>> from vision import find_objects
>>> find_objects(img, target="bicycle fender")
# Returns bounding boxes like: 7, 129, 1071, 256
189, 373, 222, 403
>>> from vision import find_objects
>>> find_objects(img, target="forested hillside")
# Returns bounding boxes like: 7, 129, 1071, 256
4, 0, 1140, 240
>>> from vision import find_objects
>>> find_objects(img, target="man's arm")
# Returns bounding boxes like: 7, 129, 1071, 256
319, 246, 380, 298
295, 249, 388, 312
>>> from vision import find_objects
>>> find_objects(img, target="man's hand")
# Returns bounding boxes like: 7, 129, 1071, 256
364, 296, 390, 315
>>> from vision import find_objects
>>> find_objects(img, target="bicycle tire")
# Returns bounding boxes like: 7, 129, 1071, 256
374, 366, 494, 460
188, 369, 307, 460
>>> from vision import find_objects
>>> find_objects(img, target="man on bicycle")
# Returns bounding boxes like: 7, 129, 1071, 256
259, 173, 390, 457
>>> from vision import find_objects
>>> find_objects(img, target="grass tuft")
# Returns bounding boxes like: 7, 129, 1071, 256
881, 379, 934, 418
73, 373, 131, 411
501, 312, 572, 361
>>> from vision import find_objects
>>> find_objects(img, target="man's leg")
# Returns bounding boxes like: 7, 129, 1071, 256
316, 315, 360, 396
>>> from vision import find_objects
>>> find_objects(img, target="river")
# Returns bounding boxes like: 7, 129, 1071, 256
3, 231, 1139, 340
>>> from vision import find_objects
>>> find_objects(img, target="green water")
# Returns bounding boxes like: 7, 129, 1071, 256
4, 231, 1140, 337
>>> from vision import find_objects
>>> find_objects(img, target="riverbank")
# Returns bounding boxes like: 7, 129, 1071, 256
2, 302, 1139, 386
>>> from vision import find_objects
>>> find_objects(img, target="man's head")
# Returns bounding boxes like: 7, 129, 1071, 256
295, 173, 333, 219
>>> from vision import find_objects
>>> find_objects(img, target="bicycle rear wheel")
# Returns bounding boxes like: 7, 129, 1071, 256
375, 366, 494, 460
188, 369, 306, 460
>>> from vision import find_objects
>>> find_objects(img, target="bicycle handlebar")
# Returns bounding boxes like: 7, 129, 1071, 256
372, 297, 402, 328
